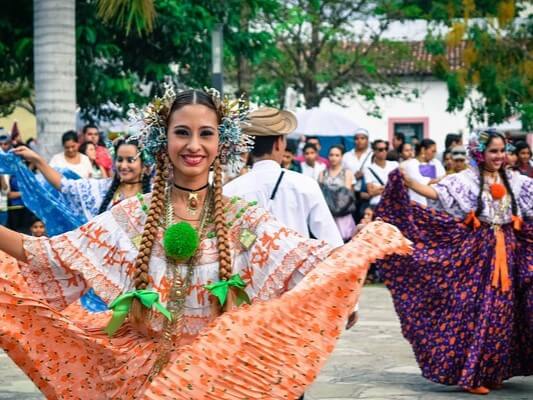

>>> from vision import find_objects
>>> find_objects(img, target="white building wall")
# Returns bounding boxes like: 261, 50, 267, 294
294, 79, 472, 151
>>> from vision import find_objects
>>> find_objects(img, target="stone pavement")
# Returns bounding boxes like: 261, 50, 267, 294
0, 285, 531, 399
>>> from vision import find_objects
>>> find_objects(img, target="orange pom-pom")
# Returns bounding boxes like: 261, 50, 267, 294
490, 183, 506, 200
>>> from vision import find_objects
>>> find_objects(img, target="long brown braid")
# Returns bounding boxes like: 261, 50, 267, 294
212, 157, 232, 281
129, 89, 234, 324
130, 151, 170, 322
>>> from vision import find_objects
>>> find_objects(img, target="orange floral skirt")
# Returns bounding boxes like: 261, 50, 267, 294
0, 221, 410, 399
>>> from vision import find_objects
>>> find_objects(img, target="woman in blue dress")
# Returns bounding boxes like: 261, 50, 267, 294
13, 137, 151, 221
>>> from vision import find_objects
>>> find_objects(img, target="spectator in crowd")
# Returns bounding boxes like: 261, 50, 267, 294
398, 142, 414, 161
29, 216, 46, 237
224, 107, 342, 248
318, 145, 356, 242
50, 130, 93, 178
365, 140, 399, 209
387, 132, 405, 161
82, 124, 113, 175
342, 128, 373, 220
402, 138, 446, 206
450, 145, 468, 173
281, 142, 302, 172
443, 150, 454, 174
296, 135, 306, 156
440, 133, 462, 162
79, 141, 109, 179
301, 143, 326, 180
0, 132, 11, 153
306, 136, 329, 167
342, 128, 372, 189
6, 173, 33, 234
514, 140, 533, 177
506, 143, 518, 170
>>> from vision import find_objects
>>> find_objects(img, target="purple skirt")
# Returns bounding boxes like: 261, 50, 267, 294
375, 170, 532, 388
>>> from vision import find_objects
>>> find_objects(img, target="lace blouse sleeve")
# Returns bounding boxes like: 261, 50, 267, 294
19, 206, 138, 310
230, 204, 333, 302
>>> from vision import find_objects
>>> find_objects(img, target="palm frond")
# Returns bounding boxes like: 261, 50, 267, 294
97, 0, 156, 36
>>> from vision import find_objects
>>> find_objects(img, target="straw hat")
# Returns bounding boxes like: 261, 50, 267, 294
242, 107, 297, 136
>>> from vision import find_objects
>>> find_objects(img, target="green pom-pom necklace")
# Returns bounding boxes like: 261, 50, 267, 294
163, 222, 199, 261
163, 183, 212, 261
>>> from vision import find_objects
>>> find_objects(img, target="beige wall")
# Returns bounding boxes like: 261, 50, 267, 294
0, 107, 37, 141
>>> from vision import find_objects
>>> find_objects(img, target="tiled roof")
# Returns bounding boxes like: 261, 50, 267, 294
381, 41, 465, 76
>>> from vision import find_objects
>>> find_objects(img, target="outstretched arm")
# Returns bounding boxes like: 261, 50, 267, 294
12, 146, 63, 190
0, 225, 26, 261
401, 168, 438, 200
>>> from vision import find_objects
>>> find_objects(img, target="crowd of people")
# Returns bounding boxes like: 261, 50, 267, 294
0, 89, 531, 399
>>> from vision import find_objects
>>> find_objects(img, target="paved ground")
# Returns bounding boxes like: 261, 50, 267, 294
0, 285, 531, 399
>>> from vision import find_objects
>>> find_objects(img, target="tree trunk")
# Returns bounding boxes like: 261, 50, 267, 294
34, 0, 76, 159
303, 79, 320, 109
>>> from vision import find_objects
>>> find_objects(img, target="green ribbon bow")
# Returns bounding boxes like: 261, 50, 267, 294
204, 274, 251, 307
104, 289, 172, 336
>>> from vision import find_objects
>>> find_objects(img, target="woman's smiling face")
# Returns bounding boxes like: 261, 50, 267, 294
167, 104, 220, 183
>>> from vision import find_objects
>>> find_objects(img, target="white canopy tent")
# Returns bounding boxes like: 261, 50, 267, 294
291, 107, 360, 138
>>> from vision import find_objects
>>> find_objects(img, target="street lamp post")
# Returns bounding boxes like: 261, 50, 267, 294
211, 23, 224, 94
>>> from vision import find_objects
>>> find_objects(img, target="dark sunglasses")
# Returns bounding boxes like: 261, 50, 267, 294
375, 147, 388, 152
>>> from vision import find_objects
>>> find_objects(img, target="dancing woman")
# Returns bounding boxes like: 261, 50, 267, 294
376, 129, 532, 394
0, 87, 409, 399
14, 137, 151, 221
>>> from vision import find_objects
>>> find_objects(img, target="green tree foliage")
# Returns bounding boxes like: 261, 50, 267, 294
0, 1, 33, 116
0, 0, 218, 121
244, 0, 423, 111
421, 0, 532, 129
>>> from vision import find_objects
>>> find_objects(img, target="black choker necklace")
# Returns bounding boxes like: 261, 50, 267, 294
173, 182, 209, 216
173, 182, 209, 192
121, 180, 142, 185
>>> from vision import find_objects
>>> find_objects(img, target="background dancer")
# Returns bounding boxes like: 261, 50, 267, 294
376, 129, 532, 395
14, 137, 151, 221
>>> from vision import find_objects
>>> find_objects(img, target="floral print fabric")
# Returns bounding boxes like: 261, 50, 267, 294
375, 170, 533, 388
0, 195, 413, 398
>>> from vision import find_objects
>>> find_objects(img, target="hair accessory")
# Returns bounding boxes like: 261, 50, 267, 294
127, 84, 254, 172
467, 128, 504, 165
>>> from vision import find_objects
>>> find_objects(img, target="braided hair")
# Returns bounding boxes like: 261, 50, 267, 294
474, 131, 517, 217
97, 138, 149, 214
130, 89, 232, 324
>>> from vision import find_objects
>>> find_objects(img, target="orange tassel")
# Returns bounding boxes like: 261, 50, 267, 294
492, 228, 510, 292
512, 215, 523, 231
464, 210, 481, 230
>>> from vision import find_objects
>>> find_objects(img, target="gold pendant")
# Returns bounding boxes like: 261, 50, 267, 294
187, 192, 199, 216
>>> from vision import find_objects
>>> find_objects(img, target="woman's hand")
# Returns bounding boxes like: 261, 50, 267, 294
12, 146, 44, 166
12, 146, 62, 190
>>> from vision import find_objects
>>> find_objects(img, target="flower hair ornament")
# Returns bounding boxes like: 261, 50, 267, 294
126, 83, 254, 172
467, 128, 511, 165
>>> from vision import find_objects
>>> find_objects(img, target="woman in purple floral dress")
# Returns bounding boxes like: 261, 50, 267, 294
375, 129, 532, 395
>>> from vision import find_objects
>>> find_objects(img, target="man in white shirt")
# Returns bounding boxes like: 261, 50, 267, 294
365, 140, 399, 207
49, 130, 93, 179
342, 128, 373, 192
300, 143, 326, 180
224, 107, 343, 248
